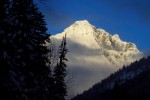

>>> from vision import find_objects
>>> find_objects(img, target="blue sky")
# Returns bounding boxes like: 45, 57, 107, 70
36, 0, 150, 52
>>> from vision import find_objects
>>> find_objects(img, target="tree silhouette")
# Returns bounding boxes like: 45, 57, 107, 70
0, 0, 53, 99
53, 34, 68, 100
0, 0, 15, 99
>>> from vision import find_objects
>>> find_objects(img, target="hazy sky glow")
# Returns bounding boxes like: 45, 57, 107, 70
36, 0, 150, 51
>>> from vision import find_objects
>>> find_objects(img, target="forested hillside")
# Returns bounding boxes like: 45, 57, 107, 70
72, 56, 150, 100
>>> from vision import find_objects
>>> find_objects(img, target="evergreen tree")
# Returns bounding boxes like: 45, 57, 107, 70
0, 0, 9, 67
0, 0, 12, 66
112, 82, 129, 100
53, 34, 68, 100
0, 0, 53, 99
0, 0, 15, 98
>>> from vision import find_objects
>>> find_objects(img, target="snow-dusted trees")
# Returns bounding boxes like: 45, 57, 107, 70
0, 0, 53, 99
10, 0, 53, 99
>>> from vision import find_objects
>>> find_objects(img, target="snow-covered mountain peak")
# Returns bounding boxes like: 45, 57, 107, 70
50, 20, 143, 95
53, 20, 142, 66
67, 20, 94, 29
74, 20, 91, 25
62, 20, 95, 36
52, 20, 142, 65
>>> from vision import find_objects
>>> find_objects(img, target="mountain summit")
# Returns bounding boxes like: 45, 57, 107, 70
50, 20, 143, 95
53, 20, 142, 66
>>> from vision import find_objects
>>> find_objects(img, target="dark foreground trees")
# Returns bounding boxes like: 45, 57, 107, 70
0, 0, 68, 100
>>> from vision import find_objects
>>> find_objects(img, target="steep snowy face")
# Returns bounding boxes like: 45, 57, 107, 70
94, 28, 141, 65
95, 29, 138, 52
50, 20, 143, 96
54, 20, 99, 49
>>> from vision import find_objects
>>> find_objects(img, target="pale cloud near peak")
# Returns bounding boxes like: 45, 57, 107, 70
48, 38, 119, 97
